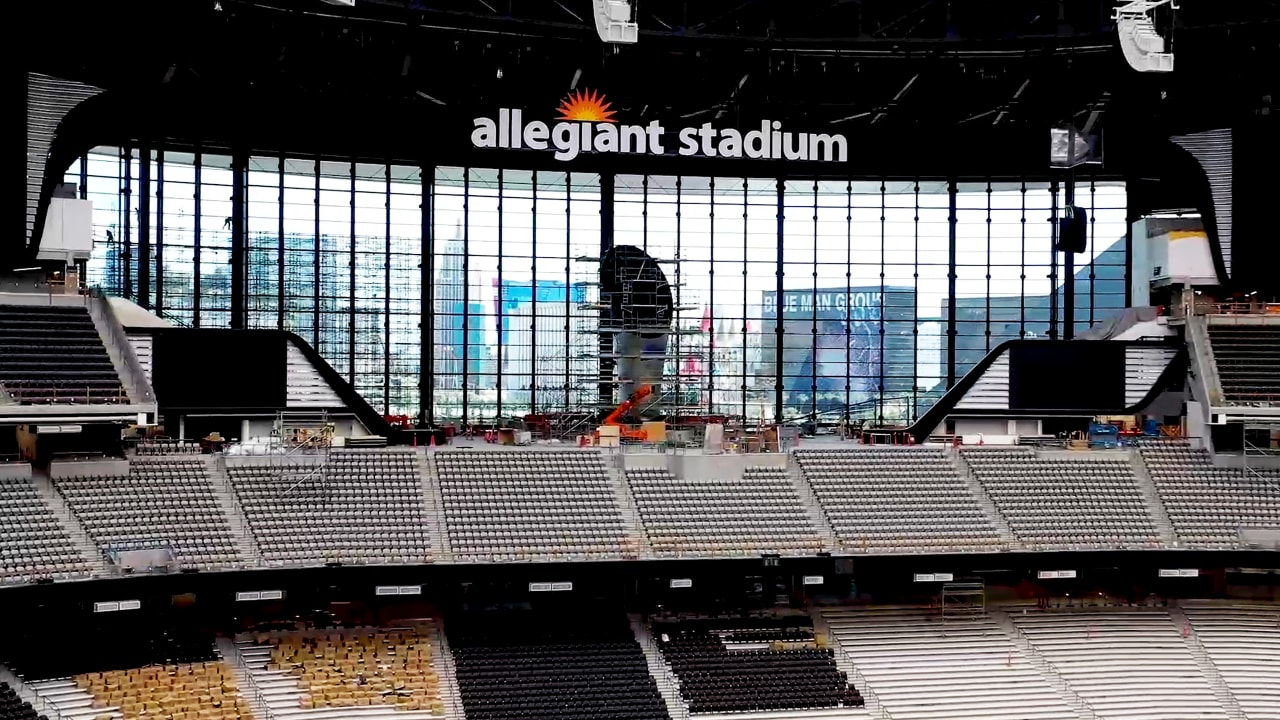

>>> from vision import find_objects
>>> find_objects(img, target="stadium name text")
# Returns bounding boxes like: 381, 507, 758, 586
763, 291, 883, 318
471, 109, 849, 163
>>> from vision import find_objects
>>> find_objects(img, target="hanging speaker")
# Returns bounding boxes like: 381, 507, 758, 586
1055, 205, 1089, 254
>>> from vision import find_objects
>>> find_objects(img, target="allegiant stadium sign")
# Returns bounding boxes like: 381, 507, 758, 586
471, 89, 848, 164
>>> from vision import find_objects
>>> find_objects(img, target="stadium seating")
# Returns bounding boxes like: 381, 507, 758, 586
434, 450, 631, 562
16, 627, 229, 720
241, 626, 443, 717
228, 448, 432, 566
56, 457, 243, 571
0, 473, 92, 584
652, 617, 861, 714
0, 304, 125, 404
626, 466, 824, 557
449, 612, 668, 720
1011, 609, 1227, 720
1139, 442, 1280, 547
1181, 604, 1280, 720
963, 448, 1161, 549
825, 607, 1078, 720
73, 661, 250, 720
0, 682, 44, 720
1206, 324, 1280, 405
793, 447, 1002, 552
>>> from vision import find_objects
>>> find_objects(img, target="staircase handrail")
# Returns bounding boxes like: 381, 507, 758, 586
1185, 315, 1225, 408
631, 621, 690, 720
86, 288, 156, 405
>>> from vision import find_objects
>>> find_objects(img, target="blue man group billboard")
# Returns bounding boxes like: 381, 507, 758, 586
760, 286, 916, 414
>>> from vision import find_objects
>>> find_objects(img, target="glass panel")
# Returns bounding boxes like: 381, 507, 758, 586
432, 166, 467, 421
157, 151, 196, 326
353, 166, 388, 414
246, 155, 281, 328
66, 149, 1130, 431
199, 153, 235, 328
317, 160, 352, 378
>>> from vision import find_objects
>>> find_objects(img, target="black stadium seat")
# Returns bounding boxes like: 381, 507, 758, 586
653, 616, 863, 714
449, 611, 670, 720
1207, 324, 1280, 405
0, 305, 126, 404
0, 682, 46, 720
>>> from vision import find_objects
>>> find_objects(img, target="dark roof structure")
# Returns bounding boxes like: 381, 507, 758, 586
12, 0, 1279, 277
25, 0, 1277, 153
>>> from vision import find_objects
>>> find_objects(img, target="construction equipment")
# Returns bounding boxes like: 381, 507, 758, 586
604, 384, 653, 442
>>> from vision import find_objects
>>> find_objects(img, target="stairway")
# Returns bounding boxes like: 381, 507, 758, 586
85, 291, 155, 408
785, 456, 841, 553
419, 449, 453, 563
949, 450, 1019, 547
204, 457, 260, 568
29, 470, 108, 578
428, 621, 467, 720
813, 611, 893, 720
1128, 450, 1180, 548
989, 608, 1099, 720
26, 674, 119, 720
629, 616, 689, 720
0, 665, 63, 720
1167, 607, 1248, 720
215, 637, 271, 720
604, 461, 651, 560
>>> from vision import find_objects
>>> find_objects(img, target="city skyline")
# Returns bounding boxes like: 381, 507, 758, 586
68, 149, 1128, 423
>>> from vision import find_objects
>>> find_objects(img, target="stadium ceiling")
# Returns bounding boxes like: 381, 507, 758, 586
26, 0, 1278, 137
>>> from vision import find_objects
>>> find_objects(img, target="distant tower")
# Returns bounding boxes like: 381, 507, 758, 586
434, 222, 466, 389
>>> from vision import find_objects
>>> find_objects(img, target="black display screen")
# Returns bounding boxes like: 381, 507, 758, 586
1008, 342, 1126, 410
151, 330, 287, 410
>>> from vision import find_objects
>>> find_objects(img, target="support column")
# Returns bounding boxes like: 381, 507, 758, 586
193, 148, 202, 326
383, 163, 393, 416
348, 161, 357, 386
122, 146, 133, 301
230, 151, 248, 329
774, 179, 786, 422
155, 150, 165, 315
946, 180, 958, 389
138, 146, 150, 310
1124, 177, 1135, 309
1063, 175, 1076, 340
421, 166, 435, 427
1048, 178, 1060, 340
277, 154, 286, 330
599, 174, 616, 410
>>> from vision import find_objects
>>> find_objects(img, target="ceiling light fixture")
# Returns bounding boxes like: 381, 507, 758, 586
1113, 0, 1176, 72
593, 0, 638, 44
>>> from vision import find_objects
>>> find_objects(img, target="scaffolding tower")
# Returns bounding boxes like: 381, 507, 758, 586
940, 581, 986, 625
269, 411, 334, 498
570, 253, 707, 424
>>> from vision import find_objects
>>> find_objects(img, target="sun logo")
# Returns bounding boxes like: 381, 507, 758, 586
556, 89, 617, 123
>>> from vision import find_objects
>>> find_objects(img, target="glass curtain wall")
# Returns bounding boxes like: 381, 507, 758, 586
66, 148, 1128, 425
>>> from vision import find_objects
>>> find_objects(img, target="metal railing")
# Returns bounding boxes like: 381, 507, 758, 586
0, 665, 63, 720
86, 287, 157, 405
1173, 301, 1280, 318
0, 384, 129, 404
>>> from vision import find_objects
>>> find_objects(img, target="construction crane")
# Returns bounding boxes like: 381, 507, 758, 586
604, 384, 653, 441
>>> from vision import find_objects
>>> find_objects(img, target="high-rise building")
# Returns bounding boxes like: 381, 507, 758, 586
489, 278, 595, 405
761, 286, 918, 418
949, 237, 1128, 373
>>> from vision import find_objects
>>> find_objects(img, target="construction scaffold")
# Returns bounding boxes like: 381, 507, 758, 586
571, 252, 707, 423
940, 581, 987, 626
270, 411, 335, 498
